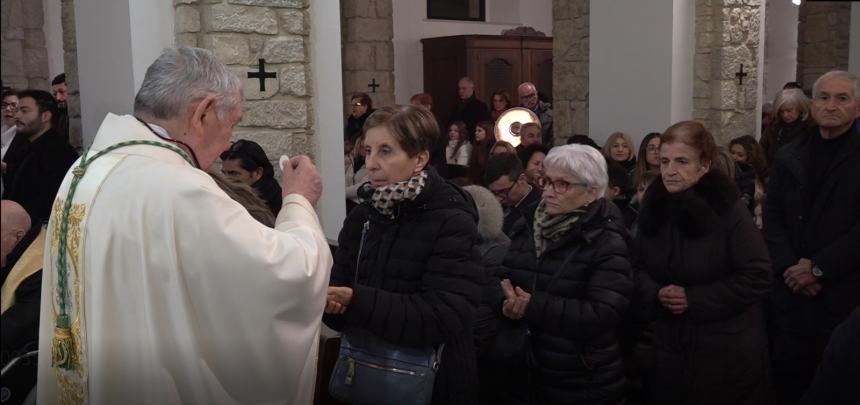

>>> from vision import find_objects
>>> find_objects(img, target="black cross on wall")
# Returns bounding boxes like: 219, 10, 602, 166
367, 78, 380, 93
735, 64, 748, 86
248, 59, 277, 92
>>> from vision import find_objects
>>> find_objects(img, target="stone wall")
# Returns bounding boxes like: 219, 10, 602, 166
340, 0, 394, 116
1, 0, 49, 90
693, 0, 761, 144
796, 1, 850, 93
175, 0, 315, 165
61, 0, 82, 148
551, 0, 589, 144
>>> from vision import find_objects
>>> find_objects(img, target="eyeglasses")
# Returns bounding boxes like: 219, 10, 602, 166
520, 93, 537, 100
1, 102, 17, 111
537, 176, 589, 194
490, 182, 516, 198
351, 102, 364, 107
646, 145, 660, 152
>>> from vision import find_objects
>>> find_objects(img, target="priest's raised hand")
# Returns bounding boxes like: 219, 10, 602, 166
281, 154, 323, 205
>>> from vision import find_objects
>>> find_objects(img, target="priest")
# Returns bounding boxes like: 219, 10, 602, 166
36, 47, 332, 404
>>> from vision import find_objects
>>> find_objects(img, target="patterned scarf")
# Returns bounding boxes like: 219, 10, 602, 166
532, 200, 586, 257
368, 171, 428, 218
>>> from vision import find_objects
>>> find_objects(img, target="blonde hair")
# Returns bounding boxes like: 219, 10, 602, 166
603, 131, 635, 162
209, 172, 275, 227
363, 105, 439, 157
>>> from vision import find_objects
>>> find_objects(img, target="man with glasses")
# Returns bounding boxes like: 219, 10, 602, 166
483, 152, 542, 235
518, 82, 553, 146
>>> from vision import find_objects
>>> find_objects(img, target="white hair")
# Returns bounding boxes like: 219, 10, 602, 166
812, 70, 859, 100
134, 47, 242, 120
543, 144, 608, 196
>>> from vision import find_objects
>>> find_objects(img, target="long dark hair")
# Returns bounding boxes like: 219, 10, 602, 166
219, 139, 275, 180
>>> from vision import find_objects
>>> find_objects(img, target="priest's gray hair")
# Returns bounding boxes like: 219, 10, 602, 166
812, 70, 859, 99
134, 46, 242, 120
544, 144, 608, 196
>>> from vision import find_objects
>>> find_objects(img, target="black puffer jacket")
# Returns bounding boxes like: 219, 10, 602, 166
324, 169, 484, 405
497, 198, 633, 405
636, 170, 771, 405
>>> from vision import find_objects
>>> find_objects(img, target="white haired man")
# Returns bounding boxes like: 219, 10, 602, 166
36, 47, 331, 404
764, 70, 860, 405
517, 82, 553, 145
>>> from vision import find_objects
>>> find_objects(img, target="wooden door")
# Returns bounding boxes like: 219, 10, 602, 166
473, 48, 522, 109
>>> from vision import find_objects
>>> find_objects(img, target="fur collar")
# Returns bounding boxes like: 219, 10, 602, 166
638, 170, 740, 237
462, 185, 504, 241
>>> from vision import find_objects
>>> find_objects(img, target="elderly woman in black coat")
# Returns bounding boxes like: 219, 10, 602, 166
323, 105, 484, 404
498, 144, 633, 405
636, 121, 771, 405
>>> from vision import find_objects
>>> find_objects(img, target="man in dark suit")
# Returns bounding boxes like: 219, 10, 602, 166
449, 76, 490, 137
764, 70, 860, 405
2, 90, 78, 220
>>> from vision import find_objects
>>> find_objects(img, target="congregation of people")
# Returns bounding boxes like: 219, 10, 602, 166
0, 44, 858, 405
335, 71, 860, 405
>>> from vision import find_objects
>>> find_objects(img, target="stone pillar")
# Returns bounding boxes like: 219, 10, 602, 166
552, 0, 589, 143
1, 0, 49, 90
61, 0, 82, 149
177, 0, 315, 163
797, 1, 851, 93
340, 0, 394, 115
693, 0, 762, 144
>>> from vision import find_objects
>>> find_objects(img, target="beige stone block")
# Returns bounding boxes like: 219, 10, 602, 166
694, 53, 711, 80
716, 46, 753, 80
175, 5, 200, 33
801, 45, 835, 68
374, 43, 393, 71
23, 29, 46, 49
175, 33, 199, 47
174, 0, 198, 4
554, 19, 574, 43
713, 80, 741, 110
203, 34, 251, 65
344, 41, 373, 69
278, 9, 306, 35
571, 0, 588, 18
553, 0, 570, 20
227, 0, 306, 8
341, 0, 375, 18
376, 0, 392, 17
63, 51, 78, 93
803, 14, 829, 43
23, 47, 49, 78
242, 98, 307, 128
693, 77, 711, 99
208, 3, 278, 35
345, 17, 392, 42
61, 1, 77, 51
280, 63, 306, 96
248, 35, 265, 53
21, 0, 43, 29
262, 36, 305, 63
572, 102, 588, 135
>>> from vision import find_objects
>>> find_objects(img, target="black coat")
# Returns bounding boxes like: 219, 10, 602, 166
498, 198, 633, 405
344, 109, 373, 146
450, 95, 490, 135
636, 171, 772, 405
502, 184, 542, 237
2, 127, 79, 220
324, 169, 484, 405
800, 308, 860, 405
764, 125, 860, 331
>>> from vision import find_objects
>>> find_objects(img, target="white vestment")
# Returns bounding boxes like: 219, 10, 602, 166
37, 113, 332, 404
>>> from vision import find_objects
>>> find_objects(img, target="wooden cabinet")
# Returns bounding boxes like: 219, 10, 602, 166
421, 35, 553, 126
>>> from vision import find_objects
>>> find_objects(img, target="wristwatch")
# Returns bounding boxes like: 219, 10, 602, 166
811, 263, 824, 278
